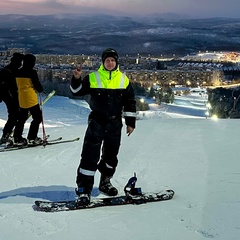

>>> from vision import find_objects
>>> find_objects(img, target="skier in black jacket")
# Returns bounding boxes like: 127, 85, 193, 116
0, 53, 24, 144
70, 48, 136, 204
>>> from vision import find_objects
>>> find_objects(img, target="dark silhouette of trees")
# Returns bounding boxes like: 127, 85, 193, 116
208, 87, 240, 118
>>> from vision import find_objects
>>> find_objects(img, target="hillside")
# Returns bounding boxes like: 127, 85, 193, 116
0, 14, 240, 56
0, 94, 239, 240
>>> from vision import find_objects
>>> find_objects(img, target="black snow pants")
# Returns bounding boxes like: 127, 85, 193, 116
14, 104, 42, 140
76, 112, 123, 186
1, 92, 19, 135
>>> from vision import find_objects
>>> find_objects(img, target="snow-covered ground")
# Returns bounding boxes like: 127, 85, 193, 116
0, 93, 239, 240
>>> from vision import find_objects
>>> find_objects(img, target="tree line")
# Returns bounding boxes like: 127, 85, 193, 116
208, 87, 240, 118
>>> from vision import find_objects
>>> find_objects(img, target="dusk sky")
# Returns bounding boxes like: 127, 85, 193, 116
0, 0, 239, 18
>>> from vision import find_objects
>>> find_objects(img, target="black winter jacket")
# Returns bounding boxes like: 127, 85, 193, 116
70, 68, 136, 128
0, 64, 19, 100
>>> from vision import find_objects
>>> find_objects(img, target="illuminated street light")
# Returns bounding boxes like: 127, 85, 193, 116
206, 103, 212, 109
211, 114, 218, 120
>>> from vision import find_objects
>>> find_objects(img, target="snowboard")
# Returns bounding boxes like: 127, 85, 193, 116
34, 190, 175, 212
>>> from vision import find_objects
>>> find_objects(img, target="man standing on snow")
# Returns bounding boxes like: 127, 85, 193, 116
70, 48, 136, 204
0, 52, 24, 144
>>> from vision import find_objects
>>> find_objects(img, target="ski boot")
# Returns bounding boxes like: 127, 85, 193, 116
0, 133, 13, 146
13, 136, 28, 146
28, 137, 43, 145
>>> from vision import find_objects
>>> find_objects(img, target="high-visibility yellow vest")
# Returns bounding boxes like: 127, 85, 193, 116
89, 65, 129, 89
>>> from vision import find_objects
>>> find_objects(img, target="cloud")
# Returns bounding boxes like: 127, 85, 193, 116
0, 0, 84, 15
143, 42, 151, 48
1, 0, 240, 18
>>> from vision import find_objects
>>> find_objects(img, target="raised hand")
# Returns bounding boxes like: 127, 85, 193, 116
73, 63, 82, 79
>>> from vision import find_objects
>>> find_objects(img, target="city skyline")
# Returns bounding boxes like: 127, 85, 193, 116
0, 0, 240, 19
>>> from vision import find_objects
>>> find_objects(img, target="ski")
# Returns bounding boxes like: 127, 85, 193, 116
45, 137, 62, 143
34, 190, 174, 212
34, 173, 174, 212
0, 137, 79, 152
0, 134, 50, 148
46, 137, 80, 146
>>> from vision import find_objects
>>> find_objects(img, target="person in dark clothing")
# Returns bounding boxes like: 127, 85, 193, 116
13, 54, 44, 145
0, 52, 24, 144
70, 48, 136, 204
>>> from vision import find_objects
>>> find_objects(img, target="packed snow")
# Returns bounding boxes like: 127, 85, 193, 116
0, 91, 239, 240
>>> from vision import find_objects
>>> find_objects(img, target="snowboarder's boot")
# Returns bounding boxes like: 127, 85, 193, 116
75, 173, 94, 205
75, 188, 90, 206
99, 174, 118, 196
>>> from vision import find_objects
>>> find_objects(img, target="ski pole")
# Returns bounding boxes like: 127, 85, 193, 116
39, 92, 47, 146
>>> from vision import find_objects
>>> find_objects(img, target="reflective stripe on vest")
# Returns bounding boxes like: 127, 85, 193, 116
90, 71, 127, 89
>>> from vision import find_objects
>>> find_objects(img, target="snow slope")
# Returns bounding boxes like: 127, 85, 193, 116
0, 94, 239, 240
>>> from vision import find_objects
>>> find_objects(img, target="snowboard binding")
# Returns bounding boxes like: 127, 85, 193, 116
124, 173, 142, 196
